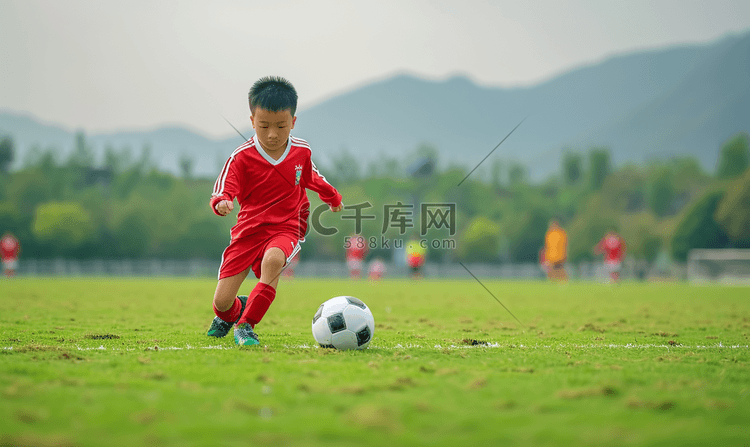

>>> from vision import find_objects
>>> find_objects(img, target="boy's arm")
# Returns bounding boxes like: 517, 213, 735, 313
210, 155, 242, 216
303, 159, 342, 210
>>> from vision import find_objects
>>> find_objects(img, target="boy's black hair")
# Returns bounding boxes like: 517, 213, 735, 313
248, 76, 298, 117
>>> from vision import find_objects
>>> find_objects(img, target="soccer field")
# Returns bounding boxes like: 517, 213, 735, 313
1, 278, 748, 447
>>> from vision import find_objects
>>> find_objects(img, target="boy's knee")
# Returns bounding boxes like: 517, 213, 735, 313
262, 248, 286, 272
213, 291, 235, 311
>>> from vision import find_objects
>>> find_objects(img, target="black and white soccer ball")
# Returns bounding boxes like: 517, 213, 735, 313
311, 296, 375, 350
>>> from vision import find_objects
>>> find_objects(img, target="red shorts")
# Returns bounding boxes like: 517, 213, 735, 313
219, 229, 302, 280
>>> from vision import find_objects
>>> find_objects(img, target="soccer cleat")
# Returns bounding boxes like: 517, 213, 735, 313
206, 295, 248, 338
234, 323, 260, 346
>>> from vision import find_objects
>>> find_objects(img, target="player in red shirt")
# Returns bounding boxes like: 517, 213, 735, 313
594, 230, 626, 284
1, 232, 21, 278
345, 234, 368, 279
207, 77, 343, 346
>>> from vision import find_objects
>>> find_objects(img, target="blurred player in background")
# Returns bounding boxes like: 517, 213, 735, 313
406, 237, 426, 279
594, 230, 627, 284
544, 220, 568, 282
368, 257, 386, 281
345, 233, 368, 279
1, 232, 20, 278
281, 252, 300, 279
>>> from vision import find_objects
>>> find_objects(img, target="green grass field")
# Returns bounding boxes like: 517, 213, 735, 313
1, 278, 749, 447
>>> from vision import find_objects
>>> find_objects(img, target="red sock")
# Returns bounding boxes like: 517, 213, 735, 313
237, 282, 276, 327
213, 296, 242, 323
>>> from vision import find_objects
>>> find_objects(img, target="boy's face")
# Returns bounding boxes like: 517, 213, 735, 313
251, 107, 296, 153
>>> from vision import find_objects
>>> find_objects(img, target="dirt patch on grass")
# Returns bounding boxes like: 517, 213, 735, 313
0, 434, 76, 447
85, 334, 120, 340
652, 332, 678, 337
223, 398, 259, 414
10, 345, 65, 353
578, 323, 605, 333
345, 404, 402, 433
557, 385, 619, 399
495, 400, 517, 411
58, 352, 85, 361
142, 372, 168, 381
626, 397, 675, 410
337, 385, 367, 394
704, 399, 733, 410
389, 377, 417, 391
467, 377, 487, 390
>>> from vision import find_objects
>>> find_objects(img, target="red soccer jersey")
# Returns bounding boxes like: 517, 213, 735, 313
596, 235, 626, 263
211, 136, 342, 241
0, 234, 20, 260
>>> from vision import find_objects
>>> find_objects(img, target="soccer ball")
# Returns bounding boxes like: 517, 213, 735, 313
311, 296, 375, 350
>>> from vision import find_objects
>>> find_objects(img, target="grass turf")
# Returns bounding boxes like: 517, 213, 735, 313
1, 278, 749, 446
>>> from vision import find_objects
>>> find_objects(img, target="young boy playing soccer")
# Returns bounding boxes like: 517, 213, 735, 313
207, 76, 343, 346
594, 230, 626, 284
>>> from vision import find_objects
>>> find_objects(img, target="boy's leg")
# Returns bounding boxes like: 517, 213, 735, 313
207, 268, 250, 337
213, 268, 250, 312
237, 247, 286, 327
234, 248, 287, 346
234, 234, 300, 346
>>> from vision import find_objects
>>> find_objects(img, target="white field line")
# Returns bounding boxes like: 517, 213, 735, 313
2, 343, 748, 351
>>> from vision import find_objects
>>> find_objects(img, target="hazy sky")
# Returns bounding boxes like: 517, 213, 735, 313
1, 0, 749, 137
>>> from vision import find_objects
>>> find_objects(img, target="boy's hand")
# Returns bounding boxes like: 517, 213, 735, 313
215, 200, 234, 216
330, 204, 343, 212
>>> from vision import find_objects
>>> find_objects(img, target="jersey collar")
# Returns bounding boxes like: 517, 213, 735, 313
253, 136, 292, 166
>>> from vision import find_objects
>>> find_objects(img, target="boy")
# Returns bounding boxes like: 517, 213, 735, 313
207, 76, 343, 346
368, 257, 386, 281
594, 230, 626, 283
1, 232, 20, 278
406, 236, 426, 279
345, 233, 368, 279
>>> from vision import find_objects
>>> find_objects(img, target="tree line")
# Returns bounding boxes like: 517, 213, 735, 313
0, 131, 748, 267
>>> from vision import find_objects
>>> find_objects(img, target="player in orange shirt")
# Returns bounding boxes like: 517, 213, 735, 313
544, 220, 568, 282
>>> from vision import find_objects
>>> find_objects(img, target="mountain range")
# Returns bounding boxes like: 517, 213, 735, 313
2, 30, 748, 180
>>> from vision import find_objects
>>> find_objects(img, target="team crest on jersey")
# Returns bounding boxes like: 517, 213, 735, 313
294, 164, 303, 185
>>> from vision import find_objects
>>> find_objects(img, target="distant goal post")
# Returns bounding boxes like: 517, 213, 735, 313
687, 249, 750, 285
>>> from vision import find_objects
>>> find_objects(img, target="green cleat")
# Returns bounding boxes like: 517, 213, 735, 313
234, 323, 260, 346
206, 295, 248, 338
